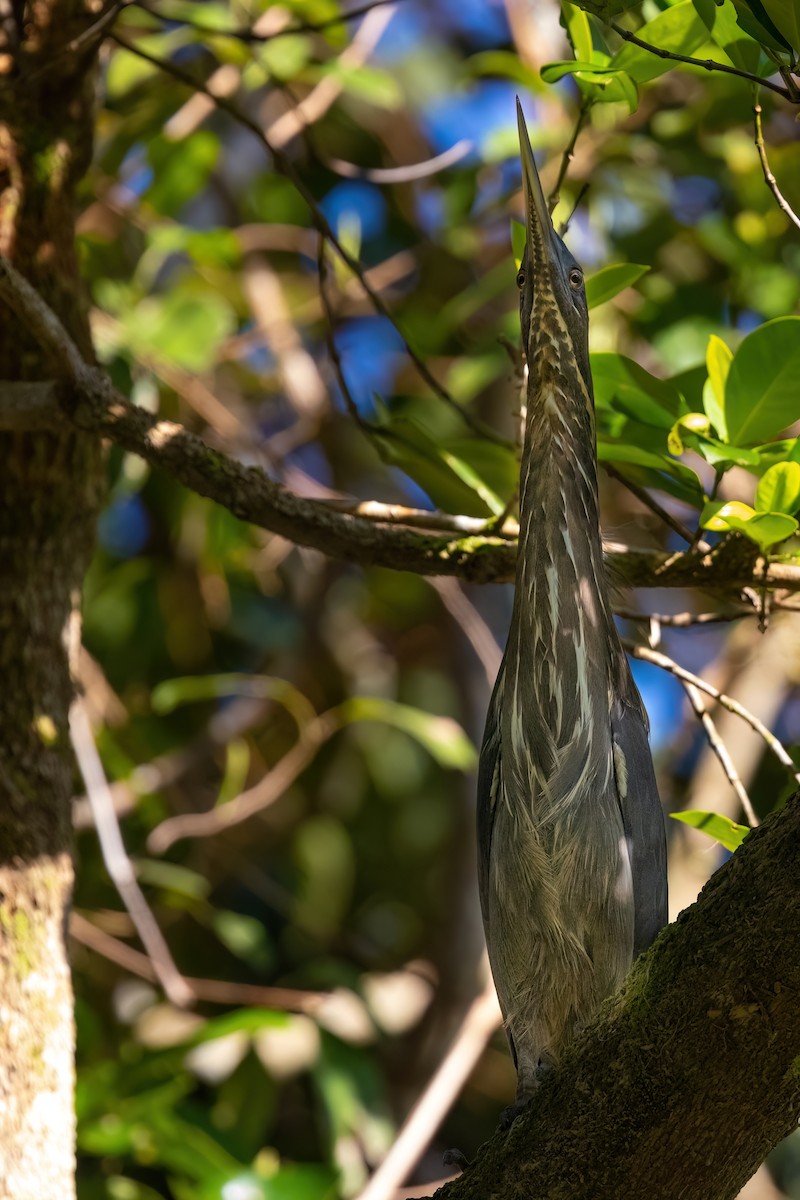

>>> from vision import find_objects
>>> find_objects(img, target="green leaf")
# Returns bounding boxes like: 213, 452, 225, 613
689, 436, 761, 469
597, 440, 704, 505
146, 132, 220, 217
755, 462, 800, 514
759, 0, 800, 50
373, 419, 495, 517
670, 810, 749, 851
700, 498, 755, 530
695, 0, 764, 73
612, 1, 711, 82
325, 63, 404, 109
725, 317, 800, 445
700, 500, 798, 550
703, 333, 733, 440
540, 61, 639, 111
122, 289, 236, 373
151, 674, 316, 728
585, 263, 649, 309
591, 352, 682, 428
667, 412, 712, 456
340, 698, 477, 771
562, 1, 595, 60
736, 0, 796, 52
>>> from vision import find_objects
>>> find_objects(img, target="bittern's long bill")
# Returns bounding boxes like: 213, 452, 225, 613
477, 101, 667, 1122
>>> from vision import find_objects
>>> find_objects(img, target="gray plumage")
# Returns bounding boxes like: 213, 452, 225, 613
477, 102, 667, 1115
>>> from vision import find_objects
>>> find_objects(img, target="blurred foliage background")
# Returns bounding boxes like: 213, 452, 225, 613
71, 0, 800, 1196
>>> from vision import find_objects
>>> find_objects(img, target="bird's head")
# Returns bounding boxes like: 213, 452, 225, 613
516, 99, 592, 404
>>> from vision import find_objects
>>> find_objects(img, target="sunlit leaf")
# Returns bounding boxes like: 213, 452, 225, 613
612, 1, 711, 83
670, 810, 749, 851
703, 333, 733, 440
585, 263, 649, 309
151, 674, 316, 729
724, 317, 800, 444
540, 61, 639, 111
700, 500, 798, 550
340, 697, 477, 771
667, 412, 712, 456
755, 462, 800, 515
562, 1, 595, 61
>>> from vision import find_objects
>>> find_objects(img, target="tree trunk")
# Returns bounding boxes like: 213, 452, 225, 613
0, 10, 101, 1197
432, 794, 800, 1200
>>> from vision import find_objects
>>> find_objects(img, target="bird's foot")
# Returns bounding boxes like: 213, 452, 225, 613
499, 1096, 531, 1130
443, 1148, 471, 1173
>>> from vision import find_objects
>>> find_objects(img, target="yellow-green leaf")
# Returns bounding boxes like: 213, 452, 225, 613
704, 334, 733, 440
671, 810, 749, 852
755, 462, 800, 515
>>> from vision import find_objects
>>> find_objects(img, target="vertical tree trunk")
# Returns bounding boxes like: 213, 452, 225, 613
0, 9, 101, 1196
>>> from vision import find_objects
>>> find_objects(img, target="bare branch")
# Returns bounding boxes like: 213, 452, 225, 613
604, 462, 708, 550
356, 973, 502, 1200
69, 697, 195, 1007
626, 642, 800, 793
753, 101, 800, 231
147, 710, 342, 854
1, 257, 799, 596
680, 680, 759, 827
325, 139, 473, 183
70, 911, 328, 1014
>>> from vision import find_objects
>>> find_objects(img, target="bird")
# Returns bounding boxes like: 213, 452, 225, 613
477, 100, 668, 1124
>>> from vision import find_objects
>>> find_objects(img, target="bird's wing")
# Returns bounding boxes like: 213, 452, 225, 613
477, 663, 504, 928
610, 673, 668, 957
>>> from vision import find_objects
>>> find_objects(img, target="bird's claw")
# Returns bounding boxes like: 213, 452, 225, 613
443, 1147, 471, 1173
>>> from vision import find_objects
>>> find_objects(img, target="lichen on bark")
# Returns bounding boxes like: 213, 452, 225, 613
0, 4, 104, 1195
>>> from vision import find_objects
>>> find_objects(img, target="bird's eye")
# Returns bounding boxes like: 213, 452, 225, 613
568, 268, 583, 289
516, 269, 526, 289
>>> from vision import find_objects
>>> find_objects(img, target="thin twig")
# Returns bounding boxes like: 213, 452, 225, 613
325, 139, 472, 183
70, 911, 329, 1013
109, 32, 502, 444
548, 99, 590, 215
355, 973, 502, 1200
318, 498, 519, 538
615, 607, 752, 628
140, 0, 406, 43
753, 100, 800, 231
69, 697, 195, 1006
559, 182, 590, 237
680, 680, 759, 827
627, 642, 800, 798
603, 462, 709, 550
147, 710, 342, 853
608, 19, 793, 101
429, 577, 503, 686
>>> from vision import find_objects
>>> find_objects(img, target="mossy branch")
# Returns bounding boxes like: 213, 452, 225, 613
0, 255, 799, 594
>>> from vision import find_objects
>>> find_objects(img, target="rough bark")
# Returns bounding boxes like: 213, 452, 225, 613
0, 8, 102, 1197
432, 794, 800, 1200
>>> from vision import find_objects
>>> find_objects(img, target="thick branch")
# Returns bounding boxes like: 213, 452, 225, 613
1, 259, 799, 593
434, 795, 800, 1200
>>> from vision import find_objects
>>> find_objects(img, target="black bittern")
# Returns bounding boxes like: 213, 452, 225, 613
477, 101, 667, 1120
